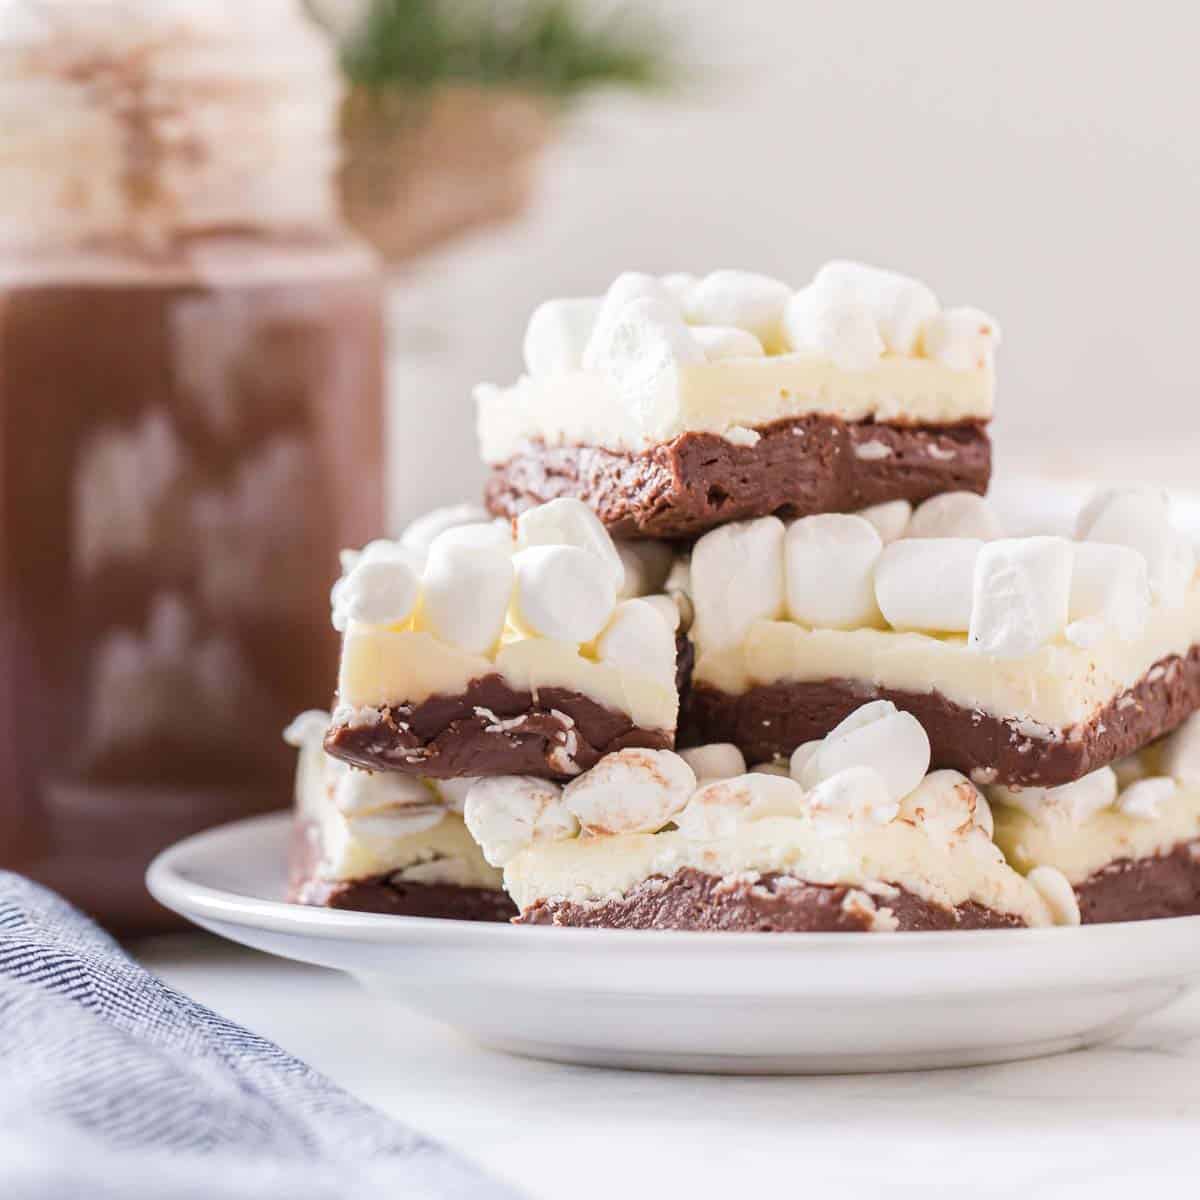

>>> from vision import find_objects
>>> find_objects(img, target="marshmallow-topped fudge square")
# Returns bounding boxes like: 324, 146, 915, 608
989, 714, 1200, 924
324, 501, 684, 779
463, 700, 1055, 931
681, 488, 1200, 788
478, 263, 998, 538
284, 711, 513, 920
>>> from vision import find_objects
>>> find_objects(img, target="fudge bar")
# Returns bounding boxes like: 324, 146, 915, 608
478, 262, 998, 538
990, 714, 1200, 924
284, 711, 514, 920
681, 488, 1200, 788
463, 701, 1057, 931
324, 500, 683, 779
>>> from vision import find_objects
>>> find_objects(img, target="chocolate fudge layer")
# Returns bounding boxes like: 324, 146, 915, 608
293, 874, 515, 921
515, 867, 1026, 931
1074, 840, 1200, 924
485, 416, 990, 539
684, 647, 1200, 788
327, 675, 671, 779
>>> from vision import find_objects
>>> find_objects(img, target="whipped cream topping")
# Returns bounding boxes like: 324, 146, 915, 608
0, 0, 341, 250
464, 700, 1052, 925
477, 262, 998, 460
284, 709, 501, 889
332, 501, 680, 736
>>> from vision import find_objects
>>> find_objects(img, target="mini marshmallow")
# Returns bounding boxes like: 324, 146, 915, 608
782, 288, 883, 370
675, 773, 806, 840
857, 500, 911, 545
616, 539, 674, 599
399, 504, 491, 559
562, 748, 696, 836
584, 272, 675, 356
430, 776, 477, 814
907, 492, 1003, 541
1027, 866, 1081, 926
690, 516, 785, 652
1068, 542, 1151, 641
517, 497, 624, 592
802, 701, 931, 803
899, 770, 992, 842
805, 766, 899, 834
920, 306, 1001, 370
333, 766, 434, 816
641, 593, 682, 633
992, 766, 1118, 827
784, 514, 883, 629
332, 540, 423, 632
463, 776, 578, 867
679, 743, 748, 782
522, 297, 602, 377
968, 537, 1073, 659
874, 538, 982, 633
787, 739, 824, 785
1161, 713, 1200, 786
1117, 776, 1177, 821
334, 556, 421, 631
511, 545, 617, 644
1078, 489, 1195, 608
684, 270, 792, 348
594, 599, 677, 686
690, 324, 766, 360
811, 260, 940, 356
337, 537, 411, 577
660, 272, 699, 305
421, 524, 514, 654
282, 709, 329, 748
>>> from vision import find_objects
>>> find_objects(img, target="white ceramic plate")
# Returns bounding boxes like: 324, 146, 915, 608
148, 812, 1200, 1075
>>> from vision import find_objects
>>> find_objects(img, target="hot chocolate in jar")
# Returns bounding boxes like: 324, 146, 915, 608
0, 0, 386, 930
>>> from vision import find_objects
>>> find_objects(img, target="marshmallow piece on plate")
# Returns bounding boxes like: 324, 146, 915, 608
1068, 542, 1151, 641
1117, 776, 1177, 821
991, 766, 1118, 827
920, 306, 1002, 370
907, 492, 1003, 541
583, 296, 705, 424
616, 539, 674, 599
675, 773, 806, 841
562, 748, 696, 836
784, 513, 883, 629
464, 776, 578, 868
811, 260, 940, 356
421, 524, 514, 655
968, 537, 1073, 659
594, 598, 678, 686
684, 270, 792, 348
517, 497, 624, 592
801, 701, 931, 803
690, 516, 785, 652
857, 500, 912, 545
899, 769, 993, 841
1027, 866, 1081, 926
333, 766, 434, 816
874, 538, 981, 632
512, 544, 617, 644
690, 324, 766, 360
1161, 713, 1200, 786
333, 556, 421, 632
782, 287, 884, 370
399, 504, 491, 559
805, 766, 900, 834
522, 297, 602, 378
679, 743, 748, 782
1078, 489, 1195, 608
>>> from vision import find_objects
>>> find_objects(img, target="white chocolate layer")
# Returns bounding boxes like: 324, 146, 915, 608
693, 578, 1200, 731
476, 355, 992, 462
337, 627, 678, 734
504, 816, 1048, 927
994, 785, 1200, 885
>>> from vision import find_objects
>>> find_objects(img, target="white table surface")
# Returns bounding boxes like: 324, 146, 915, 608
133, 932, 1199, 1199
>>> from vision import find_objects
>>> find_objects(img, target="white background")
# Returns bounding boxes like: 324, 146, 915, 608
385, 0, 1200, 527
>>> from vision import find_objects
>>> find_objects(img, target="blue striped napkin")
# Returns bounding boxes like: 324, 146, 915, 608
0, 871, 521, 1199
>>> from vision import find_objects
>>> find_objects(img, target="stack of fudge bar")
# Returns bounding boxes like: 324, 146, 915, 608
288, 261, 1200, 931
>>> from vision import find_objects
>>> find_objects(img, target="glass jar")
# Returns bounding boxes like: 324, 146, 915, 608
0, 1, 386, 932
